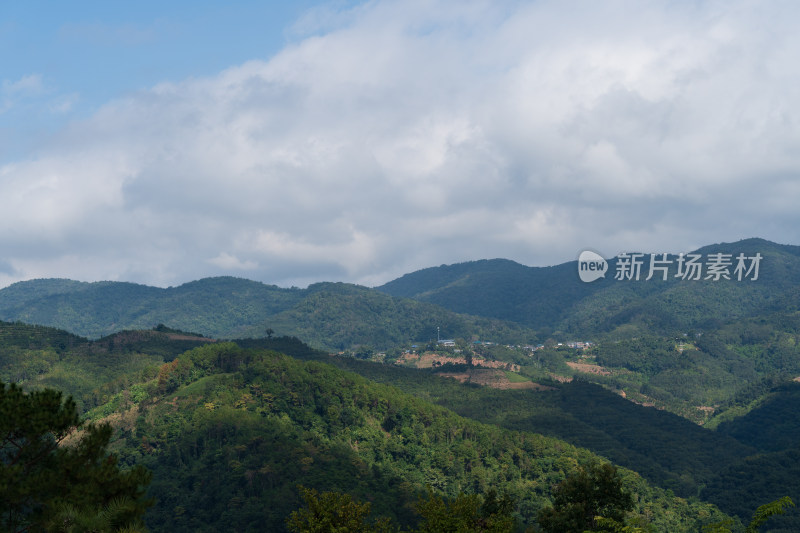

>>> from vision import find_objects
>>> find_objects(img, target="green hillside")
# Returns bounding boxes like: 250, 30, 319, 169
6, 321, 797, 530
377, 258, 605, 331
715, 382, 800, 452
377, 238, 800, 337
0, 277, 299, 339
86, 341, 731, 532
560, 306, 800, 423
244, 282, 536, 351
0, 320, 214, 411
0, 278, 538, 351
691, 382, 800, 530
327, 356, 800, 530
326, 358, 753, 495
563, 239, 800, 337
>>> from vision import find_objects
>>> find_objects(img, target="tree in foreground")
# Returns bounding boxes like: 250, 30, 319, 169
414, 489, 516, 533
703, 496, 795, 533
286, 486, 396, 533
0, 382, 151, 532
287, 486, 517, 533
537, 462, 634, 533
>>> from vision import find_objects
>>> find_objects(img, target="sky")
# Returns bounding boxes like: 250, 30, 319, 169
1, 0, 798, 289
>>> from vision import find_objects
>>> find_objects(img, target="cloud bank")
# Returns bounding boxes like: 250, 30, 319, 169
1, 0, 799, 288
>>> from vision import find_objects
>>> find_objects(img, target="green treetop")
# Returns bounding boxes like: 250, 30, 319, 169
0, 382, 152, 532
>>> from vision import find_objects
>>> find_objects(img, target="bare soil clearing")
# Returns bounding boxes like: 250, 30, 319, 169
436, 369, 554, 391
566, 361, 611, 375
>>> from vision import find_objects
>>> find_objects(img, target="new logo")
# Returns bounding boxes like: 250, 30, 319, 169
578, 250, 607, 283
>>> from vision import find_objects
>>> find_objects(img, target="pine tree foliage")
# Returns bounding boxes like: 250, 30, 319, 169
0, 382, 151, 532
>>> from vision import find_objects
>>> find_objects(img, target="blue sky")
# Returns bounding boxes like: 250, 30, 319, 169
1, 1, 799, 289
1, 1, 324, 160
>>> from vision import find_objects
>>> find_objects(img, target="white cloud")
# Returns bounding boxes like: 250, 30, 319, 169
2, 74, 44, 95
207, 252, 258, 271
1, 0, 800, 288
48, 93, 79, 114
1, 74, 44, 113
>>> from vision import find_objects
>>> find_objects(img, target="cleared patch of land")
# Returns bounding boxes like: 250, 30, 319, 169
566, 361, 611, 375
436, 369, 554, 390
397, 351, 519, 371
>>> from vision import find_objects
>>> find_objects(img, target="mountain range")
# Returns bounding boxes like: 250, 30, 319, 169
3, 237, 800, 531
2, 238, 798, 348
377, 237, 800, 336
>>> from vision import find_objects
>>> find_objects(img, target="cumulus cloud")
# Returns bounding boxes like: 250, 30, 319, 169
1, 0, 799, 288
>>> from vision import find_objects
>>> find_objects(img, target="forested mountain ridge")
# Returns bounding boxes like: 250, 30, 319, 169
85, 341, 732, 532
328, 356, 800, 531
378, 258, 598, 329
0, 277, 297, 340
378, 238, 800, 336
0, 320, 216, 411
0, 278, 536, 350
1, 238, 798, 348
327, 356, 756, 494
